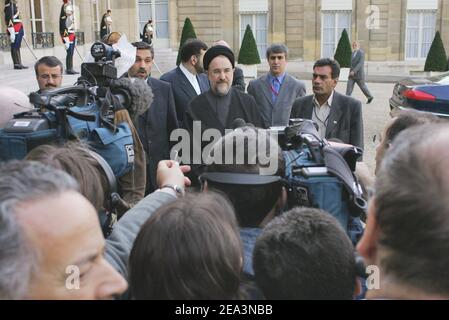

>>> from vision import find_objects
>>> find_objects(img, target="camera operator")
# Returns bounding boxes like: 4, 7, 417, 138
34, 56, 64, 93
201, 126, 287, 278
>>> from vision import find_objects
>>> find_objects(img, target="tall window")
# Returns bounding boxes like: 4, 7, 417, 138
29, 0, 45, 33
405, 11, 436, 59
240, 14, 268, 59
92, 0, 100, 36
321, 11, 351, 58
138, 0, 169, 39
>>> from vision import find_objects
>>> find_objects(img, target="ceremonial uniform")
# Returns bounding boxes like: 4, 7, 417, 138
100, 11, 112, 40
4, 0, 27, 69
142, 21, 154, 46
59, 0, 78, 74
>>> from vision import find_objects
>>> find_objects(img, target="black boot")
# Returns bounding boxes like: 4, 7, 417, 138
11, 48, 21, 69
65, 54, 79, 74
17, 50, 28, 69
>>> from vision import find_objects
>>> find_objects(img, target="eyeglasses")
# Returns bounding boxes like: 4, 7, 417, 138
39, 74, 62, 80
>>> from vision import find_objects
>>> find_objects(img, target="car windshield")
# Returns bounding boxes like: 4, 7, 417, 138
429, 72, 449, 85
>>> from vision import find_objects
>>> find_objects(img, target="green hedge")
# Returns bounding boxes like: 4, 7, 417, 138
176, 17, 197, 66
334, 29, 352, 68
238, 25, 261, 65
424, 31, 448, 72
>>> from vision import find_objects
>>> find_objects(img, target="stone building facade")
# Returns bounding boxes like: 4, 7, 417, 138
1, 0, 449, 68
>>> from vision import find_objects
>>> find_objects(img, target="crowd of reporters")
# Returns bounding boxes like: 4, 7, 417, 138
0, 33, 448, 301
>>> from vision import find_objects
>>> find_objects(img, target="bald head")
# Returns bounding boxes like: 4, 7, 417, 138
0, 86, 33, 128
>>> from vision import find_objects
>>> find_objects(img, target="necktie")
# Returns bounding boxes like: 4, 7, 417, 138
271, 77, 281, 103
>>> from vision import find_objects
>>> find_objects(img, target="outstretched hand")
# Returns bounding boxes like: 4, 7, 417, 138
156, 160, 191, 189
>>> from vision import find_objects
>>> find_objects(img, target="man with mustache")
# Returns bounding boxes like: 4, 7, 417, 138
35, 56, 64, 93
290, 58, 364, 150
128, 41, 178, 193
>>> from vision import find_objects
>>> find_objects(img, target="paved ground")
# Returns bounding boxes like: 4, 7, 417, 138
0, 61, 393, 174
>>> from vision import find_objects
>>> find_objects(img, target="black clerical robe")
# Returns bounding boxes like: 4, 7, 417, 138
184, 88, 265, 134
182, 88, 265, 184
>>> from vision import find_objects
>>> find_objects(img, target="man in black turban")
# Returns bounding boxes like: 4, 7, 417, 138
181, 44, 265, 184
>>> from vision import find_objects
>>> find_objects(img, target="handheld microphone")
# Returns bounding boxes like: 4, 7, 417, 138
232, 118, 255, 130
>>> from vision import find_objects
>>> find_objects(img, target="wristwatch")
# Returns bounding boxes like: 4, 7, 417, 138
161, 184, 185, 196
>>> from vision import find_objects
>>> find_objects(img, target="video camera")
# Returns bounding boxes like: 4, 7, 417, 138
200, 119, 367, 243
0, 42, 150, 236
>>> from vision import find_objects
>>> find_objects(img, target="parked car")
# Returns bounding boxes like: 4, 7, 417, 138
390, 71, 449, 117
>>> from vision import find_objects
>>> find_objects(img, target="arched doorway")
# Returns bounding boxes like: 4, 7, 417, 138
138, 0, 169, 48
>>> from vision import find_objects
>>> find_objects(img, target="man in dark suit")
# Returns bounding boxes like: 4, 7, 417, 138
248, 44, 306, 127
291, 58, 364, 150
346, 41, 373, 104
160, 39, 210, 124
128, 42, 179, 193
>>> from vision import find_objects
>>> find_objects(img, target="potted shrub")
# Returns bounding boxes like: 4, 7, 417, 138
237, 25, 261, 79
424, 31, 448, 76
334, 29, 352, 81
176, 17, 197, 66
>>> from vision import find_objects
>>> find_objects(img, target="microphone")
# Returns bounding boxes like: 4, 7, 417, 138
232, 118, 247, 129
231, 118, 255, 130
110, 78, 153, 120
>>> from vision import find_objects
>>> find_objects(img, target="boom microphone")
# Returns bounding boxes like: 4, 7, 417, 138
109, 77, 153, 120
232, 118, 247, 129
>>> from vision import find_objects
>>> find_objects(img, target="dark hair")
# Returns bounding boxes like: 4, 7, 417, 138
313, 58, 340, 79
385, 109, 440, 147
34, 56, 63, 76
132, 41, 154, 58
129, 192, 243, 300
25, 142, 107, 213
205, 127, 285, 228
375, 123, 449, 295
180, 39, 208, 63
253, 207, 357, 300
266, 44, 289, 60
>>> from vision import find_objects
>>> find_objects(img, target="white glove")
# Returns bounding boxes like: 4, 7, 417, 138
8, 27, 16, 43
64, 37, 70, 50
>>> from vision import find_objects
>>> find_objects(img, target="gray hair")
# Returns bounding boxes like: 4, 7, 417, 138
266, 44, 289, 60
0, 160, 79, 299
375, 123, 449, 295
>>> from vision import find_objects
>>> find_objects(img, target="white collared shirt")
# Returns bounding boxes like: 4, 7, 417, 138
180, 63, 201, 95
312, 91, 334, 139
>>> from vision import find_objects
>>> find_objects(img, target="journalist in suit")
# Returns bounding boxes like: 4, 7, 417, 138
128, 42, 179, 193
248, 44, 306, 127
346, 41, 373, 104
160, 39, 210, 124
291, 58, 364, 150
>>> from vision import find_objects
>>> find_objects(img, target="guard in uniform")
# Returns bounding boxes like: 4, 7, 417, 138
100, 9, 112, 40
141, 20, 154, 46
4, 0, 27, 69
59, 0, 78, 74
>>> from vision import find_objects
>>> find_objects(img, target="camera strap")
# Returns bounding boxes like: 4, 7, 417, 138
323, 146, 367, 217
